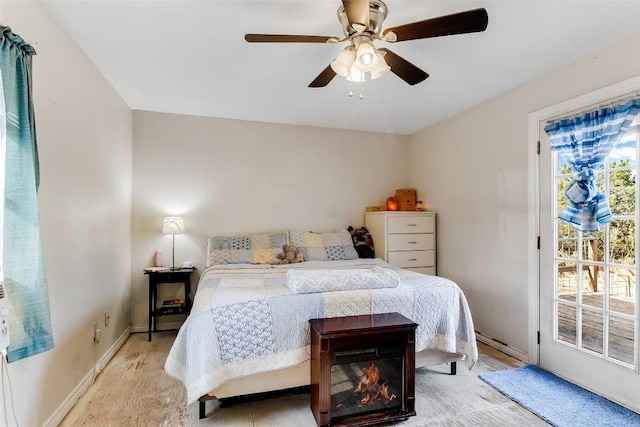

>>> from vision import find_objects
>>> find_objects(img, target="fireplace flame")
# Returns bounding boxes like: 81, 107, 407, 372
352, 362, 397, 407
355, 362, 380, 392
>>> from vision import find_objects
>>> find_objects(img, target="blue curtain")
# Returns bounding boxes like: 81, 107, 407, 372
0, 27, 53, 361
545, 98, 640, 233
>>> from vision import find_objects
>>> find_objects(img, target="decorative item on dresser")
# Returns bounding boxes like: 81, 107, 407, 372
364, 211, 436, 275
394, 188, 416, 211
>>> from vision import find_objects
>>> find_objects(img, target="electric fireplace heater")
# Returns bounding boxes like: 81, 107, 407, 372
310, 313, 417, 427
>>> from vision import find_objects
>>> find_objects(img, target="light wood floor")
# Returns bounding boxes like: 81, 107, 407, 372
59, 332, 550, 426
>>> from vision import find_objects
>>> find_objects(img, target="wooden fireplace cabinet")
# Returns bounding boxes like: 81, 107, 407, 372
309, 313, 418, 427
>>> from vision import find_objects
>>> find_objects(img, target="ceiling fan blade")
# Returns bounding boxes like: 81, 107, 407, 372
308, 64, 337, 88
382, 8, 488, 42
378, 48, 428, 86
342, 0, 370, 28
245, 34, 336, 43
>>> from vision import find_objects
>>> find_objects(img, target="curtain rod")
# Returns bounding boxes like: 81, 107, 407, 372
546, 90, 640, 124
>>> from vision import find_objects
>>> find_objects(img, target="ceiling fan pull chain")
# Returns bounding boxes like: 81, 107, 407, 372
347, 81, 364, 100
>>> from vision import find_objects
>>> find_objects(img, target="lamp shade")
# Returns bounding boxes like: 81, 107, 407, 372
330, 46, 356, 77
370, 52, 391, 80
355, 40, 378, 72
346, 63, 365, 83
162, 217, 185, 235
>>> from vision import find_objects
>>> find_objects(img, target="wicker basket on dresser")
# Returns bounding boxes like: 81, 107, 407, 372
364, 211, 436, 275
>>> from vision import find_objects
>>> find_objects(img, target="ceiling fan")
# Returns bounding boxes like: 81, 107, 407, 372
245, 0, 488, 88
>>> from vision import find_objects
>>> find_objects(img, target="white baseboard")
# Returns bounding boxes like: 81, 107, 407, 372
96, 326, 130, 373
476, 332, 529, 363
131, 321, 184, 334
42, 326, 131, 427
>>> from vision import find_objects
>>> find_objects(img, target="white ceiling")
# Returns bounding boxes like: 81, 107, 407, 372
42, 1, 640, 135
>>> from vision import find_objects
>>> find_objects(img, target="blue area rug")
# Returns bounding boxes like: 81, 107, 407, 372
480, 365, 640, 427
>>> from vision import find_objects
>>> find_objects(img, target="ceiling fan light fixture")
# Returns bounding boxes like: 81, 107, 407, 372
354, 39, 379, 72
370, 52, 390, 80
247, 4, 489, 88
346, 63, 365, 83
330, 46, 356, 77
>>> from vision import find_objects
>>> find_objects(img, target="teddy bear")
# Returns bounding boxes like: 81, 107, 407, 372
276, 244, 305, 264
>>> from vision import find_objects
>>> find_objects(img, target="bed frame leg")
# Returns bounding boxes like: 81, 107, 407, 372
199, 401, 206, 419
450, 361, 457, 375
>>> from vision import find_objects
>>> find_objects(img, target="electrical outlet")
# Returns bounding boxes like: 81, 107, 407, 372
105, 310, 111, 326
92, 321, 98, 342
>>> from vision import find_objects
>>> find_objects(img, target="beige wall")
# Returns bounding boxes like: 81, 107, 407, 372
409, 32, 640, 354
1, 1, 132, 426
131, 111, 410, 329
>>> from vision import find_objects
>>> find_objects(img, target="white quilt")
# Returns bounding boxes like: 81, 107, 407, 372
164, 259, 478, 404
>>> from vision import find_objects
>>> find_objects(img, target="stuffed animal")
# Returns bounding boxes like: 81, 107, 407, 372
348, 226, 375, 258
277, 244, 305, 264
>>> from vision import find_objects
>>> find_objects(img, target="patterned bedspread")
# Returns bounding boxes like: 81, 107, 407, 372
164, 259, 477, 404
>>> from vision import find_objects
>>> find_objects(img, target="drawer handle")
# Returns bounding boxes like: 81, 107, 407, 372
407, 223, 417, 227
407, 241, 418, 244
407, 258, 418, 262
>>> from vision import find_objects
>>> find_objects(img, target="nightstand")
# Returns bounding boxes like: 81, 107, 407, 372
145, 268, 195, 341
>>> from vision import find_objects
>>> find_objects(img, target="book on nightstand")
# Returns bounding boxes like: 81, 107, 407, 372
144, 267, 170, 273
161, 299, 184, 307
158, 299, 185, 314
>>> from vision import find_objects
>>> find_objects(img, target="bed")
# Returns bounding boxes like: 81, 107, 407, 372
163, 230, 478, 418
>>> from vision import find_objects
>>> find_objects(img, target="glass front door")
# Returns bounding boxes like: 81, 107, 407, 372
539, 114, 640, 411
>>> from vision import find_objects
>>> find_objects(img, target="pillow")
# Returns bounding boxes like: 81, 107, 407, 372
288, 230, 359, 261
206, 232, 287, 267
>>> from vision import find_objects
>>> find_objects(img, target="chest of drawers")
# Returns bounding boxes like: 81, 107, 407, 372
364, 211, 436, 275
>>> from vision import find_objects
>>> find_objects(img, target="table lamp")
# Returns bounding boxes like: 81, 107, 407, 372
162, 216, 184, 270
